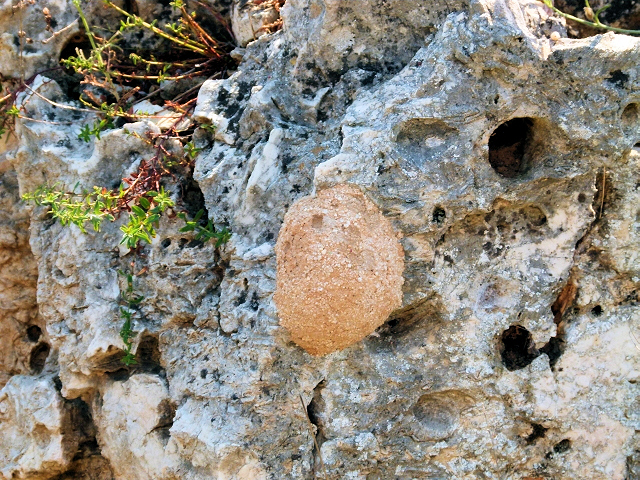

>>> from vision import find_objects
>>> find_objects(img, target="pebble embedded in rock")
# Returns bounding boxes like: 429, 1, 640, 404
274, 184, 405, 356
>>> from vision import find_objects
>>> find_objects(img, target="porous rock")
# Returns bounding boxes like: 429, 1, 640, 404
0, 376, 74, 479
0, 169, 42, 389
1, 0, 640, 478
274, 184, 404, 355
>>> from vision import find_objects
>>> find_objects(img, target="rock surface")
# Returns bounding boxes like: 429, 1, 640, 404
0, 168, 42, 389
0, 0, 639, 478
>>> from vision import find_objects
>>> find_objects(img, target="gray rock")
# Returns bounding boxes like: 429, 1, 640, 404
0, 0, 639, 478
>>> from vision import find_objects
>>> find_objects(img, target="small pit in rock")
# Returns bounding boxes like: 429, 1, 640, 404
488, 117, 534, 178
134, 335, 164, 375
540, 336, 565, 369
180, 174, 208, 219
29, 342, 51, 374
525, 422, 548, 444
621, 103, 639, 138
499, 325, 540, 371
432, 206, 446, 224
152, 398, 176, 445
546, 438, 572, 458
26, 325, 42, 342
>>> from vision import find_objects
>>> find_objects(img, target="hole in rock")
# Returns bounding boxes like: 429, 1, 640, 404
186, 239, 204, 248
621, 103, 639, 138
499, 325, 540, 371
180, 174, 208, 220
249, 291, 260, 311
53, 375, 63, 391
306, 379, 326, 478
26, 325, 42, 342
59, 34, 91, 67
67, 397, 100, 459
134, 335, 164, 375
553, 438, 571, 454
488, 118, 534, 178
432, 206, 446, 224
539, 337, 565, 369
591, 305, 603, 316
525, 422, 548, 444
29, 342, 51, 374
152, 398, 176, 444
106, 369, 130, 381
307, 380, 326, 444
606, 70, 629, 89
161, 238, 171, 248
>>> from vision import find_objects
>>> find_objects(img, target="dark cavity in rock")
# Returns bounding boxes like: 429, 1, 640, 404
488, 117, 534, 178
29, 342, 51, 374
499, 325, 539, 371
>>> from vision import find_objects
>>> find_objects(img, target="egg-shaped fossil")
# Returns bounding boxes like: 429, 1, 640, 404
274, 184, 404, 356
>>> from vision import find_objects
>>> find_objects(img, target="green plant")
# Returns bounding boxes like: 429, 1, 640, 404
117, 269, 144, 365
78, 118, 115, 142
199, 123, 216, 135
119, 188, 175, 249
23, 182, 230, 365
178, 209, 231, 247
16, 0, 234, 366
542, 0, 640, 35
22, 184, 226, 251
22, 183, 120, 233
184, 141, 201, 159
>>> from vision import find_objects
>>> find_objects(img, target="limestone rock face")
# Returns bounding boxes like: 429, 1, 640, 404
0, 376, 75, 479
0, 169, 42, 389
274, 184, 404, 355
1, 0, 640, 478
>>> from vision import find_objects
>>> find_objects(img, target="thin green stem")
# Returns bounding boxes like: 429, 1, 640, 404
104, 1, 209, 55
543, 0, 640, 35
72, 0, 102, 64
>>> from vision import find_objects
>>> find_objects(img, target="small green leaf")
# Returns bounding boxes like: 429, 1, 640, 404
131, 205, 146, 218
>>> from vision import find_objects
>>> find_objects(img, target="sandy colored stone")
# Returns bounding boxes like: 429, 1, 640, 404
274, 184, 404, 355
0, 376, 73, 479
0, 169, 42, 389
